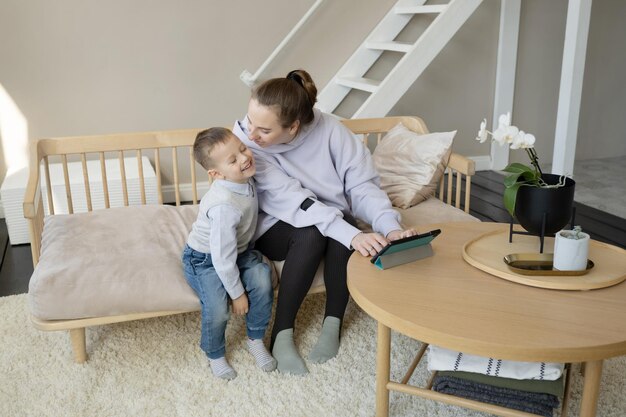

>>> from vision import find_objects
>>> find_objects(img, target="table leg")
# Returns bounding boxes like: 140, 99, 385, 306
376, 322, 391, 417
579, 360, 603, 417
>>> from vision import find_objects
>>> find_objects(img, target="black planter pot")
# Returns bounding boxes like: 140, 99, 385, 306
514, 174, 575, 236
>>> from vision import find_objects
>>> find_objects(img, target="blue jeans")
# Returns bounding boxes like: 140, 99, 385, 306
182, 245, 273, 359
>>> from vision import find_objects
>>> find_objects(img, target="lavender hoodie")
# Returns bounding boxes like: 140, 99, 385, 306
233, 109, 402, 249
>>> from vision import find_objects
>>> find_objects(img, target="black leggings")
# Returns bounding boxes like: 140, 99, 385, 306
255, 214, 356, 346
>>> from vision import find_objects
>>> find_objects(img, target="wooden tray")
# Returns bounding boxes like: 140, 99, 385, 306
462, 228, 626, 290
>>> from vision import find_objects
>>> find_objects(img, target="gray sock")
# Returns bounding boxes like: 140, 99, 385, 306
272, 328, 308, 375
308, 316, 341, 364
247, 338, 277, 372
209, 356, 237, 380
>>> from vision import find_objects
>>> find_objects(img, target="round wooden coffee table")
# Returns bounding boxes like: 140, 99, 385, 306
347, 222, 626, 417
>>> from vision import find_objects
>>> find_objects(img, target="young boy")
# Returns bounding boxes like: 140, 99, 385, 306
182, 127, 276, 380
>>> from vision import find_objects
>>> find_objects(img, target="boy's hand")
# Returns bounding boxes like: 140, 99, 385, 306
387, 228, 419, 241
232, 293, 249, 315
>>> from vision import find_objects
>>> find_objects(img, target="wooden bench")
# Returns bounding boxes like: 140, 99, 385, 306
24, 116, 476, 363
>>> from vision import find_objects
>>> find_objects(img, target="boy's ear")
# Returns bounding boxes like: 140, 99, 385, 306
208, 169, 224, 180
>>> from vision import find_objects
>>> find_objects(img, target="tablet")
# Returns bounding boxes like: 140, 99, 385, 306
370, 229, 441, 264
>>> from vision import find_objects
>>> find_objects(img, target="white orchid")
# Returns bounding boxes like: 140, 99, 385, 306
493, 124, 519, 146
475, 113, 544, 216
476, 119, 488, 143
475, 112, 534, 149
498, 112, 511, 128
510, 131, 536, 150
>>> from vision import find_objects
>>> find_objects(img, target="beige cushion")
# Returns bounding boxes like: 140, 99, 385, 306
373, 123, 455, 209
29, 205, 201, 320
356, 197, 479, 235
397, 197, 480, 228
29, 198, 477, 320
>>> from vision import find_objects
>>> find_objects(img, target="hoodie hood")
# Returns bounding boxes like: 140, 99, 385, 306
234, 108, 323, 155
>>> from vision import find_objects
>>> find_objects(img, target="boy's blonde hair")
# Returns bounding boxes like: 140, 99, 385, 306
193, 127, 236, 170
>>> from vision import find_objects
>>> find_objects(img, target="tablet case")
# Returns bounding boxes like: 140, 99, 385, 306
372, 241, 434, 270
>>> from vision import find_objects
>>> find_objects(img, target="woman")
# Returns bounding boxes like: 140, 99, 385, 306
233, 69, 416, 375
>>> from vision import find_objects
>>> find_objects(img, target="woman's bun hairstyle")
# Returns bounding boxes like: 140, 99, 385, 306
252, 69, 317, 128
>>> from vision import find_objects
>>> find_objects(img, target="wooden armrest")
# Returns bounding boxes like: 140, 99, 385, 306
23, 140, 46, 266
447, 152, 475, 177
440, 152, 475, 214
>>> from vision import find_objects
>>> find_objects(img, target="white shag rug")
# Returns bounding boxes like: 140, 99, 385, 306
1, 293, 625, 417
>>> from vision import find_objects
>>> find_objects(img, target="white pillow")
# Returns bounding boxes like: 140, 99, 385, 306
373, 123, 455, 209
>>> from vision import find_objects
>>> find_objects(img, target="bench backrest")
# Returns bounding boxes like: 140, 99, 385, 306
24, 116, 474, 265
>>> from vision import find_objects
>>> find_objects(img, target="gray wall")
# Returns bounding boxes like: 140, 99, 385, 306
1, 0, 624, 187
576, 0, 626, 160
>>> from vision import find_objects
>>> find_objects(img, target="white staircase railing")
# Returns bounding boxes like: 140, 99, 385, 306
238, 0, 525, 172
317, 0, 484, 118
240, 0, 326, 87
239, 0, 484, 119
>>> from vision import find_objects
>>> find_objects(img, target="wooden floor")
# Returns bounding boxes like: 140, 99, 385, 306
0, 220, 32, 297
0, 170, 624, 297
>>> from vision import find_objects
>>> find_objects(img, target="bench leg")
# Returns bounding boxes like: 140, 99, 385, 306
69, 328, 88, 363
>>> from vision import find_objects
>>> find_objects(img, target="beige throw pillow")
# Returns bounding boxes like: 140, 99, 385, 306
373, 123, 455, 209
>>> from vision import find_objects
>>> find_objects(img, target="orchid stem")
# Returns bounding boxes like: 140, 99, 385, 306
526, 148, 543, 177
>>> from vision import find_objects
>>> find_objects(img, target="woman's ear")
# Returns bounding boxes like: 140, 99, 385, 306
208, 169, 224, 180
288, 120, 300, 135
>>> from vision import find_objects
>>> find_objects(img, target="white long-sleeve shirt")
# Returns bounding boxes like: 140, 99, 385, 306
186, 179, 257, 299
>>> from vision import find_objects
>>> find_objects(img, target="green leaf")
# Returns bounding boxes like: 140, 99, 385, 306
503, 182, 523, 217
503, 162, 541, 189
501, 162, 544, 216
503, 172, 523, 188
520, 170, 540, 184
502, 163, 534, 174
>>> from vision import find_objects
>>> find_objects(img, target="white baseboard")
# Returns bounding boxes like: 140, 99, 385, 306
469, 155, 492, 171
161, 181, 211, 204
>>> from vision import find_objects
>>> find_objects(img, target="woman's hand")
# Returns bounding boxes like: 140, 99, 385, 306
386, 228, 419, 241
351, 232, 389, 257
232, 293, 249, 315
